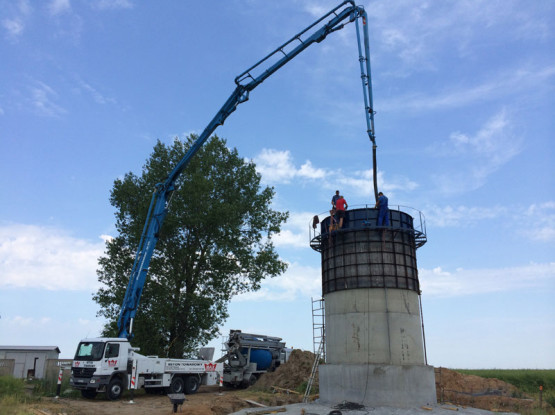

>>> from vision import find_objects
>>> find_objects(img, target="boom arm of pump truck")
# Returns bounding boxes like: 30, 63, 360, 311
117, 0, 378, 339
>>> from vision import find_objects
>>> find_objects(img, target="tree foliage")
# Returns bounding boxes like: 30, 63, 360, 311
93, 135, 288, 357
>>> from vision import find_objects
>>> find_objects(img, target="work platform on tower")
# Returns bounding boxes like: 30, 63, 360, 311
310, 205, 427, 294
310, 205, 427, 252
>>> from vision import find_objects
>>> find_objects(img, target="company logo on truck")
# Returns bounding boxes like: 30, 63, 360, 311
107, 359, 117, 367
204, 363, 216, 372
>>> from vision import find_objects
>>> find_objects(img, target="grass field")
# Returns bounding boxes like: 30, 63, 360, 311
455, 369, 555, 412
0, 374, 79, 415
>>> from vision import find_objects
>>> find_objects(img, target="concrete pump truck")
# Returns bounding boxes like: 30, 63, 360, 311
70, 1, 378, 400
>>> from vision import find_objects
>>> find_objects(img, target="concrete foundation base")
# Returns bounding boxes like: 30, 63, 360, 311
319, 363, 437, 408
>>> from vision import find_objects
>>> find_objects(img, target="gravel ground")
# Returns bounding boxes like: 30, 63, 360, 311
229, 401, 520, 415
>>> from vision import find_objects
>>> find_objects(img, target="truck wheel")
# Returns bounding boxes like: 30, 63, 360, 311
106, 378, 123, 400
248, 374, 258, 387
81, 389, 97, 399
169, 376, 185, 394
184, 375, 200, 394
241, 374, 258, 388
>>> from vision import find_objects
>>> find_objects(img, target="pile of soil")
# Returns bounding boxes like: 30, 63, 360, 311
436, 367, 537, 413
253, 349, 317, 393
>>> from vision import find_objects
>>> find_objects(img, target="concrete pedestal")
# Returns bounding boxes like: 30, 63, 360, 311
319, 363, 436, 408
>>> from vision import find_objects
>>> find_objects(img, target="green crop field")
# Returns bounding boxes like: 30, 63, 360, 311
455, 369, 555, 411
455, 369, 555, 394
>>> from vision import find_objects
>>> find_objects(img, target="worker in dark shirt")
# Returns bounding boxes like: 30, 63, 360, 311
331, 190, 340, 209
375, 191, 389, 226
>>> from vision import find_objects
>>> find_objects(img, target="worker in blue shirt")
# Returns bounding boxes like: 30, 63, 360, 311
331, 190, 340, 209
375, 192, 390, 226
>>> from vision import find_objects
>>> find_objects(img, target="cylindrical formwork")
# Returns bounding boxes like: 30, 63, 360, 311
313, 207, 436, 407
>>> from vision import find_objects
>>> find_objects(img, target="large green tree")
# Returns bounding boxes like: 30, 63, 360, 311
93, 135, 288, 357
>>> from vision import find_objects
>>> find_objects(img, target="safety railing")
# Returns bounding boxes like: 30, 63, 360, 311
309, 204, 427, 252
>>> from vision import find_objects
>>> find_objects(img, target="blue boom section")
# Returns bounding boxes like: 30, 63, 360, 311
117, 1, 377, 339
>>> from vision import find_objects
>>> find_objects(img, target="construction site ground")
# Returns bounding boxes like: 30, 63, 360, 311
16, 350, 549, 415
13, 387, 521, 415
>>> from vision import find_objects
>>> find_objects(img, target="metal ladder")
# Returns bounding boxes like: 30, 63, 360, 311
304, 297, 325, 403
303, 338, 324, 403
311, 297, 325, 360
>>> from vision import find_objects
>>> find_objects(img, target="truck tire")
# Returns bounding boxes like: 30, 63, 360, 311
169, 376, 185, 394
184, 375, 200, 394
241, 374, 258, 388
248, 374, 258, 387
81, 389, 97, 399
106, 377, 123, 400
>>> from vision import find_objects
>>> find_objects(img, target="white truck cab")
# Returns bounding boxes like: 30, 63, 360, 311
70, 337, 222, 400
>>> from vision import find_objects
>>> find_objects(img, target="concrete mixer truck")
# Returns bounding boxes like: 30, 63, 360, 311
219, 330, 291, 388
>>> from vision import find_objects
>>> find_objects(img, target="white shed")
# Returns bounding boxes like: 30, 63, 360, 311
0, 346, 60, 379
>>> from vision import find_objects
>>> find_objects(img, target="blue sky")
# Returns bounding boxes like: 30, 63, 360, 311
0, 0, 553, 369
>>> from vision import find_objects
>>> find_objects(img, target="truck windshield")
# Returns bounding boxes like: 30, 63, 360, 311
74, 342, 105, 361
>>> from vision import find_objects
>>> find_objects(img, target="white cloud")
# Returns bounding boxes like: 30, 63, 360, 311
17, 0, 32, 15
521, 202, 555, 242
303, 3, 329, 18
28, 81, 67, 117
370, 0, 553, 72
274, 211, 317, 248
93, 0, 133, 11
2, 314, 105, 357
8, 315, 33, 326
2, 18, 24, 37
420, 262, 555, 298
253, 149, 416, 202
448, 109, 521, 163
424, 201, 555, 244
1, 0, 32, 39
254, 149, 329, 184
75, 77, 115, 105
430, 109, 522, 195
0, 223, 105, 291
381, 65, 555, 112
424, 204, 508, 228
236, 262, 321, 302
254, 149, 298, 183
298, 160, 326, 180
48, 0, 70, 16
234, 260, 555, 303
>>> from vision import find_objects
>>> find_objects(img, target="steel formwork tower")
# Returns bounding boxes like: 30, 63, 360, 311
310, 206, 436, 407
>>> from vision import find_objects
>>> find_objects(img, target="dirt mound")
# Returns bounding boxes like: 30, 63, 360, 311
253, 349, 316, 392
181, 393, 249, 415
437, 367, 518, 395
436, 368, 536, 413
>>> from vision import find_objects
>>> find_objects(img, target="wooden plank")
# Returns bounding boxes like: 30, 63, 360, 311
271, 386, 300, 395
246, 408, 286, 415
243, 399, 267, 408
